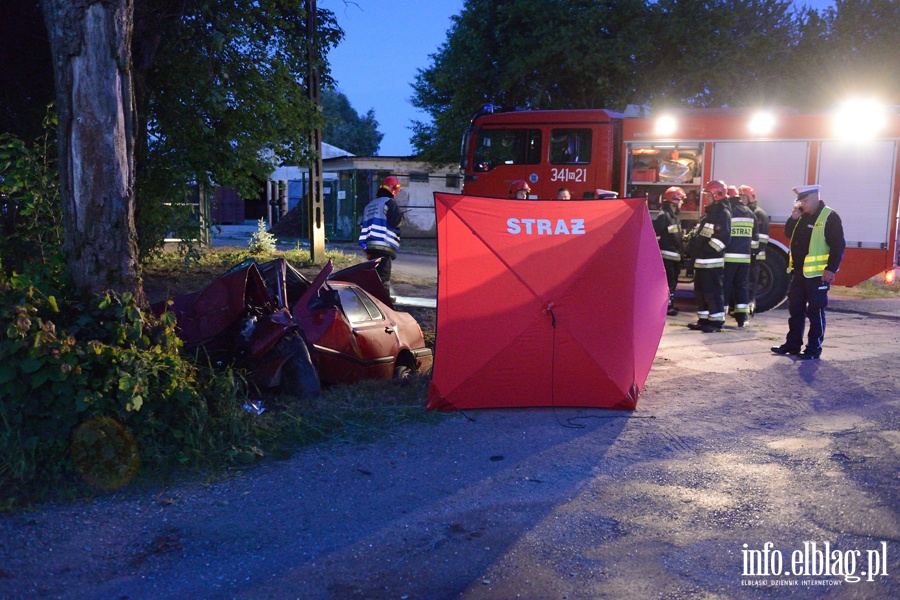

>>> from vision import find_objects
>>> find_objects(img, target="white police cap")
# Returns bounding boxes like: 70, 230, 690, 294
792, 184, 820, 196
595, 188, 619, 199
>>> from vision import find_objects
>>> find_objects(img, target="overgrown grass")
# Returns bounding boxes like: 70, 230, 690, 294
832, 274, 900, 299
142, 246, 361, 302
254, 376, 445, 456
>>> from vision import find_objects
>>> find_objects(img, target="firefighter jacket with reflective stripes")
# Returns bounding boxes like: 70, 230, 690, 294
724, 197, 757, 264
359, 195, 402, 257
689, 200, 731, 269
750, 201, 770, 260
785, 201, 845, 278
653, 203, 682, 262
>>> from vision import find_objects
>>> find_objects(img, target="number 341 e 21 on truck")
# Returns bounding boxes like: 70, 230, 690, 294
459, 102, 900, 312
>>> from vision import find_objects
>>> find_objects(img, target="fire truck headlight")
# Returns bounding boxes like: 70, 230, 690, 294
749, 111, 776, 135
832, 98, 888, 139
655, 115, 677, 136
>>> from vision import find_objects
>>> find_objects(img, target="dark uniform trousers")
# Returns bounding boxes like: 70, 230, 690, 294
663, 258, 680, 295
786, 271, 830, 352
723, 262, 750, 317
695, 267, 725, 321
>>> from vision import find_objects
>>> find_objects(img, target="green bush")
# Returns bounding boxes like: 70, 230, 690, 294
0, 273, 256, 502
0, 113, 65, 279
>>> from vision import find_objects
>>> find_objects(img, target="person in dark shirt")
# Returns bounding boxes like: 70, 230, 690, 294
771, 185, 845, 360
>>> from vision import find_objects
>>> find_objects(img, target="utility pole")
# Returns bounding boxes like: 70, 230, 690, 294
306, 0, 326, 262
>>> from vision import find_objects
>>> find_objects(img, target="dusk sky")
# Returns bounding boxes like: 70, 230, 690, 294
326, 0, 837, 157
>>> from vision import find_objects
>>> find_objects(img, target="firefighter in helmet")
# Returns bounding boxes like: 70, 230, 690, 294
687, 180, 732, 332
508, 180, 531, 199
723, 185, 758, 327
740, 185, 769, 316
359, 176, 405, 297
654, 186, 685, 315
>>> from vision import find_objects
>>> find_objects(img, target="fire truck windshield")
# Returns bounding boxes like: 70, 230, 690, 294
472, 128, 541, 172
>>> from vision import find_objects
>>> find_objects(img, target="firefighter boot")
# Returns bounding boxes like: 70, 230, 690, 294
701, 320, 724, 333
735, 314, 746, 328
687, 319, 708, 331
667, 294, 679, 316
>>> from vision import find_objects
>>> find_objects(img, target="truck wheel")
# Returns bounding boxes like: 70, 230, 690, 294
279, 332, 321, 400
754, 249, 790, 313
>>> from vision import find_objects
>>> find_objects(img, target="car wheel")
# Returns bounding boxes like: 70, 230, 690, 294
393, 364, 414, 380
279, 332, 321, 400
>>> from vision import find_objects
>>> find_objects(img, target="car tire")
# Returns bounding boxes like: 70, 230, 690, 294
279, 332, 321, 400
393, 364, 414, 380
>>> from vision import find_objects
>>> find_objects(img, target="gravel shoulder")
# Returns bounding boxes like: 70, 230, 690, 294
1, 295, 899, 599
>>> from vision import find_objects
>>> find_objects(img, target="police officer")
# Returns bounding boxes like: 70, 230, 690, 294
723, 185, 757, 327
359, 176, 404, 296
771, 185, 845, 360
741, 185, 769, 316
687, 180, 732, 332
654, 186, 685, 316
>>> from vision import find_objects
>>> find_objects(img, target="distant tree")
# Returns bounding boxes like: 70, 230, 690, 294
412, 0, 651, 164
321, 89, 383, 155
132, 0, 343, 255
815, 0, 900, 106
638, 0, 799, 109
410, 0, 806, 163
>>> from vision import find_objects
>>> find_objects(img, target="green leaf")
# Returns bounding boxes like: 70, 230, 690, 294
0, 363, 16, 385
126, 395, 143, 412
19, 357, 44, 374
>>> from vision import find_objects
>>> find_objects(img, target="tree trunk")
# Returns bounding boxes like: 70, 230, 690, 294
41, 0, 143, 303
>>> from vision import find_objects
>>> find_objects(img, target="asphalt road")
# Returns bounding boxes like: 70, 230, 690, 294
1, 288, 898, 599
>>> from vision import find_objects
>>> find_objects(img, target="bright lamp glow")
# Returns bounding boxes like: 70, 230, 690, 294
749, 111, 776, 135
832, 99, 888, 139
655, 115, 677, 136
885, 268, 897, 285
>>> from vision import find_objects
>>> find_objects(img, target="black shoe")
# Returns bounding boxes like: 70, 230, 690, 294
701, 322, 723, 333
667, 306, 679, 316
771, 345, 801, 355
687, 320, 708, 330
798, 349, 821, 360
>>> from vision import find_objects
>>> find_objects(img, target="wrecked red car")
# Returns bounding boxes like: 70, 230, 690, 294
155, 257, 432, 396
260, 258, 433, 384
153, 258, 321, 399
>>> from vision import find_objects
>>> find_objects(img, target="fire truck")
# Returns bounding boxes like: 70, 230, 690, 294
459, 103, 900, 312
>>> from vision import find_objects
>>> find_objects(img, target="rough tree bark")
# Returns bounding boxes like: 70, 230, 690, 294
40, 0, 143, 302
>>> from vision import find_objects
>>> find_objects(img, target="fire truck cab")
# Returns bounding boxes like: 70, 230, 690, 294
460, 103, 900, 312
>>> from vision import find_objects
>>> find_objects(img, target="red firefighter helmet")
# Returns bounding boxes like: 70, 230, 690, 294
508, 179, 531, 198
703, 180, 728, 202
726, 185, 740, 198
663, 186, 686, 202
380, 176, 402, 196
739, 185, 756, 200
